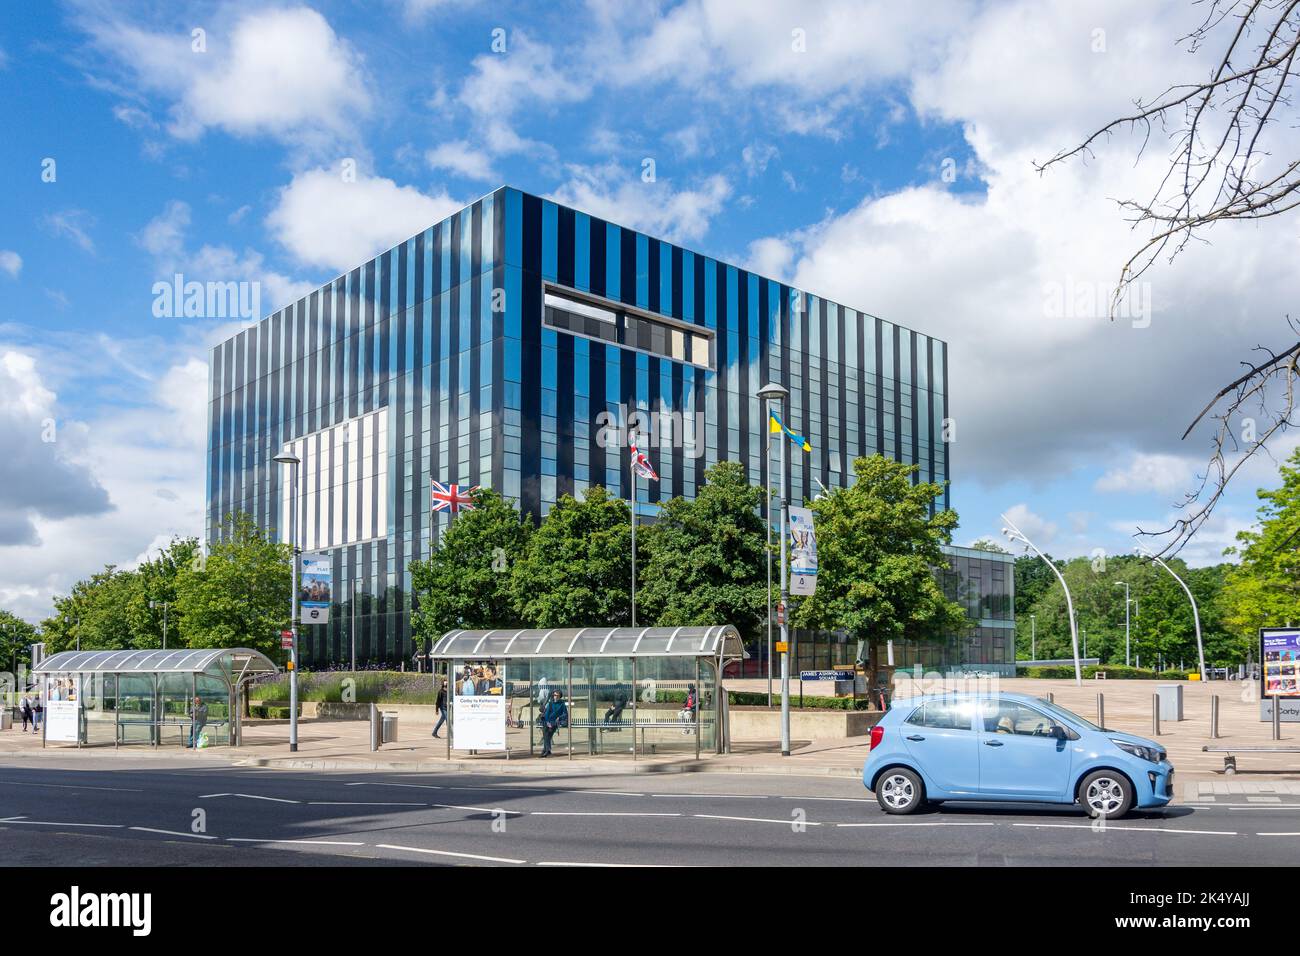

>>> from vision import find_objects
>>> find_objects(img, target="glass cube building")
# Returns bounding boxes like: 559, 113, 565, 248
206, 186, 1007, 671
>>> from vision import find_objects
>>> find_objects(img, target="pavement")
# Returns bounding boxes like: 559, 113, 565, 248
4, 754, 1300, 866
4, 676, 1298, 784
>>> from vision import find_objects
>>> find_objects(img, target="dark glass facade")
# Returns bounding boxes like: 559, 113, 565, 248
206, 186, 970, 668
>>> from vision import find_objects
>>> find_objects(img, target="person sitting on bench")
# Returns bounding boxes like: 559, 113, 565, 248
603, 688, 629, 724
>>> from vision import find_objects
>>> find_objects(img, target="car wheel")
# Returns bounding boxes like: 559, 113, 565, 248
1079, 770, 1133, 819
876, 768, 924, 815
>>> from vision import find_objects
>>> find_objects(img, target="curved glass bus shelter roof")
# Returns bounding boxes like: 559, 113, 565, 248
428, 625, 745, 661
33, 648, 278, 683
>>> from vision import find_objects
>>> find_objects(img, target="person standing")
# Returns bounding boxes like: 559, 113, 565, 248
539, 690, 567, 758
432, 681, 447, 738
31, 695, 44, 735
189, 696, 208, 748
20, 695, 32, 732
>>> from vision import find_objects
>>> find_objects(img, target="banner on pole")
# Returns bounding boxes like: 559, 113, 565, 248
789, 505, 818, 595
452, 660, 507, 750
300, 552, 332, 624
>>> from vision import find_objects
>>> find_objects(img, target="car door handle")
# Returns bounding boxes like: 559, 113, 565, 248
905, 734, 925, 741
983, 740, 1004, 747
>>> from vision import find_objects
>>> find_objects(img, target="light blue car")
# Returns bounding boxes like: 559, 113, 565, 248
862, 692, 1174, 818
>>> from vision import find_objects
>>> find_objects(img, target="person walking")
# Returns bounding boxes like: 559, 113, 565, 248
20, 695, 32, 732
189, 696, 208, 748
31, 695, 44, 735
432, 681, 447, 738
539, 690, 567, 758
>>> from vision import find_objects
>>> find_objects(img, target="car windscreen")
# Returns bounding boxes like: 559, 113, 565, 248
1037, 698, 1102, 732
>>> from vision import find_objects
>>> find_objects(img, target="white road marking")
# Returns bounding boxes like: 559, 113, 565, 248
653, 793, 767, 800
0, 817, 121, 828
536, 861, 678, 867
430, 803, 522, 815
694, 813, 822, 825
129, 826, 218, 840
199, 793, 300, 803
1011, 823, 1238, 836
375, 843, 525, 864
307, 801, 426, 806
0, 780, 144, 793
227, 838, 366, 846
1255, 831, 1300, 836
529, 811, 681, 817
777, 795, 875, 803
836, 821, 996, 828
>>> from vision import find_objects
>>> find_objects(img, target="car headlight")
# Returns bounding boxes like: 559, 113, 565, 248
1111, 739, 1161, 763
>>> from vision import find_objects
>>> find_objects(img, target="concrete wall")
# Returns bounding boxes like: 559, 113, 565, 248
728, 708, 881, 741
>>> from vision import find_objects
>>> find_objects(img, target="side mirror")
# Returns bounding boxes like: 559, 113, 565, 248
1051, 725, 1068, 740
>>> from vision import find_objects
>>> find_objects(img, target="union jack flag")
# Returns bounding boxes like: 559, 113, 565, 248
430, 480, 478, 513
629, 435, 659, 481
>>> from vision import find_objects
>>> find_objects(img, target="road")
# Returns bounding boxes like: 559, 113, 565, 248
2, 755, 1299, 866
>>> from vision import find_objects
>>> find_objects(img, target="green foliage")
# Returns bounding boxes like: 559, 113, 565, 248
510, 485, 633, 627
636, 461, 768, 640
124, 537, 200, 649
1025, 664, 1190, 680
727, 690, 869, 710
1222, 447, 1300, 646
969, 538, 1010, 554
41, 566, 140, 653
0, 610, 38, 670
794, 455, 969, 659
174, 514, 291, 659
409, 489, 532, 649
249, 671, 438, 704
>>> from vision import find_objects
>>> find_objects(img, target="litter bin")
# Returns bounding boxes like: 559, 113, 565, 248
1157, 683, 1184, 722
0, 710, 11, 730
381, 712, 399, 744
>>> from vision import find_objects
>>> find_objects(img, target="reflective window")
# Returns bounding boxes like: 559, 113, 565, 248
905, 700, 975, 731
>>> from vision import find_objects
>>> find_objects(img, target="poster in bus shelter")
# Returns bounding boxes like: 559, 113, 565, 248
451, 660, 506, 751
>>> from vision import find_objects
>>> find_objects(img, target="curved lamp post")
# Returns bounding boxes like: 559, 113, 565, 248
757, 381, 791, 756
273, 452, 301, 753
1001, 513, 1081, 686
1134, 546, 1206, 681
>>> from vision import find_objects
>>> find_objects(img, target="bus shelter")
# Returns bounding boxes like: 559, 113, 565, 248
31, 648, 278, 748
429, 626, 745, 759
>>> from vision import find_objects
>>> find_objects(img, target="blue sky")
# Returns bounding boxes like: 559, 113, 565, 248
2, 0, 1296, 621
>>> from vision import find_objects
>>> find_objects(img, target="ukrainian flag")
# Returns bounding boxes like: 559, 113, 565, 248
769, 410, 812, 452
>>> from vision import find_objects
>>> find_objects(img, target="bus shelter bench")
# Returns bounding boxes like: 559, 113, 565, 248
1202, 744, 1300, 774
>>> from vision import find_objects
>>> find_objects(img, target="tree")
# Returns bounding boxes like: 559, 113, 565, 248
1222, 447, 1300, 644
636, 461, 768, 640
0, 610, 38, 673
174, 514, 291, 659
41, 567, 141, 653
1041, 4, 1300, 556
125, 536, 201, 649
410, 489, 533, 649
511, 486, 632, 627
794, 455, 969, 675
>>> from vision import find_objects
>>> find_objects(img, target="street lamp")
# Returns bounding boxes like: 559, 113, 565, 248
1030, 614, 1036, 660
1001, 513, 1082, 686
757, 381, 791, 756
1114, 581, 1131, 666
149, 600, 169, 650
1134, 546, 1206, 681
274, 452, 302, 753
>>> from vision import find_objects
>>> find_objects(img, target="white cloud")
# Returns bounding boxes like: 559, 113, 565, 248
549, 166, 732, 244
1095, 453, 1197, 497
41, 210, 96, 254
426, 140, 498, 181
1002, 503, 1058, 548
266, 168, 463, 273
0, 250, 20, 277
81, 6, 371, 148
139, 200, 315, 317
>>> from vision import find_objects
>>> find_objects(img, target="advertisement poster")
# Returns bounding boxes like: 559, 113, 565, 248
789, 505, 818, 596
299, 552, 332, 624
45, 701, 80, 743
452, 660, 506, 750
1262, 628, 1300, 697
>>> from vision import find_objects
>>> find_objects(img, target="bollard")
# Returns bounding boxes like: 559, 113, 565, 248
1097, 693, 1105, 730
369, 703, 380, 751
1152, 694, 1160, 736
1047, 692, 1055, 705
1274, 695, 1282, 741
1210, 695, 1219, 740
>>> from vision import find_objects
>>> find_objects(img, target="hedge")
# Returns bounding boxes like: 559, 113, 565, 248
1024, 665, 1191, 680
249, 672, 438, 704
